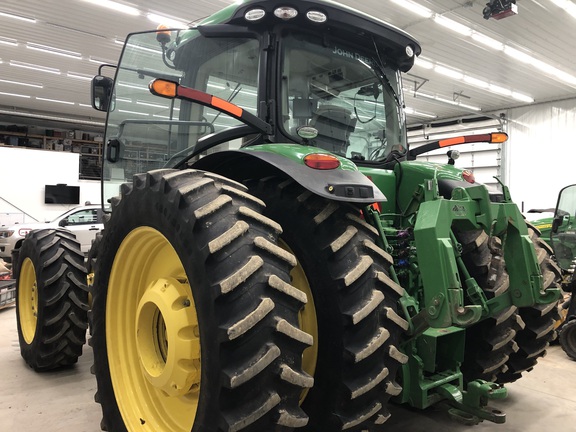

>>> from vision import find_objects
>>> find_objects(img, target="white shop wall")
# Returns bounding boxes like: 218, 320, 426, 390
504, 98, 576, 213
0, 147, 100, 225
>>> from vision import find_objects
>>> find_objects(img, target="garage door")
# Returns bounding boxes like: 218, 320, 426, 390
407, 116, 505, 189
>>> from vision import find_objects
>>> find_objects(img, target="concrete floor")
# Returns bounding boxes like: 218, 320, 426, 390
1, 304, 575, 432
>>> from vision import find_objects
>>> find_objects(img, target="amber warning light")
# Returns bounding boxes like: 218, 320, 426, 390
304, 154, 341, 170
409, 132, 508, 159
149, 78, 272, 135
150, 79, 177, 98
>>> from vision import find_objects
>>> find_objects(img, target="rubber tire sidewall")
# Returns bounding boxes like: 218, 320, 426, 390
16, 228, 88, 371
249, 177, 406, 431
560, 319, 576, 361
92, 170, 307, 432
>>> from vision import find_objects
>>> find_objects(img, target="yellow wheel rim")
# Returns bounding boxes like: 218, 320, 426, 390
279, 240, 318, 403
19, 257, 38, 344
107, 227, 200, 432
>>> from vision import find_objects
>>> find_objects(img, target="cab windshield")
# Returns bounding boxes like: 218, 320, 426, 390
280, 32, 406, 161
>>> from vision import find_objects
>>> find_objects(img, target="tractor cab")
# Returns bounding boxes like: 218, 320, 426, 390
92, 0, 420, 204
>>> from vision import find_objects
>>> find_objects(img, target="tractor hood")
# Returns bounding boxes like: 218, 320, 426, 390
397, 160, 478, 195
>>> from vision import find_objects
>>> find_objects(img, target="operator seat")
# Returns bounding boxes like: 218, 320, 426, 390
310, 105, 356, 156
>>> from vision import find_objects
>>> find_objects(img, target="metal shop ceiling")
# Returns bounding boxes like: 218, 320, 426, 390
0, 0, 575, 129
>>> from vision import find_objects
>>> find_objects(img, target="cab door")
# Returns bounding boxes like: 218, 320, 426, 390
551, 184, 576, 271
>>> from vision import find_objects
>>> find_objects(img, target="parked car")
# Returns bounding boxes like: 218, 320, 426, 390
0, 204, 103, 261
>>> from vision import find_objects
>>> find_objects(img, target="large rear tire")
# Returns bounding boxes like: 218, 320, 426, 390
496, 225, 561, 383
249, 177, 407, 432
15, 229, 89, 371
92, 169, 310, 432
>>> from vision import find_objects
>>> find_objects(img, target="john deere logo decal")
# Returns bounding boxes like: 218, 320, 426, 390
534, 223, 552, 230
452, 204, 466, 216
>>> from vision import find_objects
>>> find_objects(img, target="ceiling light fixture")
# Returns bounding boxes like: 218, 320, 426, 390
414, 57, 434, 69
433, 15, 473, 36
0, 109, 105, 127
511, 92, 535, 103
488, 84, 512, 97
504, 45, 576, 86
404, 106, 437, 118
471, 32, 504, 50
0, 36, 18, 46
390, 0, 433, 18
124, 42, 162, 55
118, 109, 150, 116
435, 65, 464, 80
207, 83, 226, 90
67, 72, 93, 81
136, 100, 170, 109
27, 42, 82, 59
0, 78, 44, 88
89, 56, 116, 65
36, 97, 75, 105
550, 0, 576, 19
0, 79, 43, 88
435, 96, 481, 111
396, 0, 576, 89
552, 69, 576, 86
414, 55, 536, 103
82, 0, 140, 16
0, 11, 36, 23
463, 76, 489, 89
503, 46, 533, 63
147, 13, 188, 28
9, 60, 60, 74
0, 91, 31, 98
118, 83, 149, 91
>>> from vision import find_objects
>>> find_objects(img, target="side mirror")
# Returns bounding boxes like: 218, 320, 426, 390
58, 219, 68, 227
91, 75, 115, 112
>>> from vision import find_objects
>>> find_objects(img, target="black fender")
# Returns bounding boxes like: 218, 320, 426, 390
438, 178, 504, 203
191, 149, 386, 204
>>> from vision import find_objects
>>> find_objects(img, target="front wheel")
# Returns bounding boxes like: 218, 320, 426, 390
15, 229, 89, 371
92, 169, 310, 432
456, 228, 520, 383
495, 224, 561, 384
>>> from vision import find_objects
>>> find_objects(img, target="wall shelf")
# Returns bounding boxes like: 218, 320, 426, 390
0, 131, 103, 180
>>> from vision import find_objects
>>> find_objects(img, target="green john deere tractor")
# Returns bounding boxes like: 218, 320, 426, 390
14, 1, 561, 431
528, 184, 576, 360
